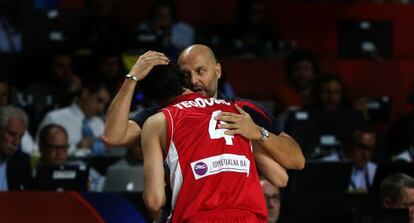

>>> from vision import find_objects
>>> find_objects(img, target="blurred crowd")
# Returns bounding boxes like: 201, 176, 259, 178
2, 0, 414, 222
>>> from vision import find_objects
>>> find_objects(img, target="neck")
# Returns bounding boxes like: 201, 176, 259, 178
182, 89, 193, 95
76, 101, 89, 118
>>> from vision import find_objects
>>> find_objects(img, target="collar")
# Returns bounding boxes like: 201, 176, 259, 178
168, 92, 206, 106
70, 103, 86, 120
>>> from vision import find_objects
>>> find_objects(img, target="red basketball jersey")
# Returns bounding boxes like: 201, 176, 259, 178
161, 93, 267, 223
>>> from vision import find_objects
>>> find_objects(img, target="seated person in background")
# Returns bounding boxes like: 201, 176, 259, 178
0, 77, 15, 107
261, 178, 281, 223
108, 144, 142, 168
230, 0, 281, 58
24, 51, 82, 118
380, 173, 414, 223
311, 74, 349, 111
0, 1, 23, 53
136, 0, 194, 60
0, 77, 36, 155
322, 125, 377, 192
37, 80, 110, 156
390, 83, 414, 159
37, 124, 104, 191
275, 50, 320, 115
93, 49, 124, 98
393, 144, 414, 163
0, 106, 33, 190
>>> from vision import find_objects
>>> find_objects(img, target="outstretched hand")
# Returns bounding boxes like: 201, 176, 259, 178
129, 51, 170, 81
215, 104, 262, 141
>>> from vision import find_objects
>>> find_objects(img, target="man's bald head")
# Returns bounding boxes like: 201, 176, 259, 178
178, 44, 217, 64
177, 44, 221, 98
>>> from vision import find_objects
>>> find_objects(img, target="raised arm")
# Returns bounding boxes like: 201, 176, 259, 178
216, 104, 305, 170
103, 51, 169, 147
141, 112, 167, 220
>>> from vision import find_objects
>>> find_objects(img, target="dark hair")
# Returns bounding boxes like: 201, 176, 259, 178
343, 124, 376, 152
311, 74, 348, 109
38, 124, 68, 150
140, 63, 187, 103
286, 50, 320, 87
149, 0, 177, 23
0, 76, 15, 105
82, 78, 110, 95
380, 173, 414, 205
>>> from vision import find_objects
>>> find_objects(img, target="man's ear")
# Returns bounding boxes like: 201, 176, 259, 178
215, 63, 222, 80
80, 88, 90, 100
382, 197, 393, 208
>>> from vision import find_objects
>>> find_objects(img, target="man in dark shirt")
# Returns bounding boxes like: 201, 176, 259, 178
0, 106, 33, 190
103, 45, 304, 170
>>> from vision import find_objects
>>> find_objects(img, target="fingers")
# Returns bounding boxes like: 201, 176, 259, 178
234, 104, 247, 115
217, 123, 238, 130
141, 51, 170, 65
224, 129, 236, 136
215, 113, 238, 123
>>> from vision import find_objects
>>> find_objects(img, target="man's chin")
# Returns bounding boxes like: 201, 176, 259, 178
193, 90, 207, 96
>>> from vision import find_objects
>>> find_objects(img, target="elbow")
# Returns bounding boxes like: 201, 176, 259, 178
290, 144, 305, 170
295, 156, 306, 170
143, 192, 165, 216
277, 171, 289, 188
102, 134, 118, 147
269, 171, 289, 188
284, 153, 305, 170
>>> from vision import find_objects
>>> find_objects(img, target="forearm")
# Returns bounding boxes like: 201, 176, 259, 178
254, 145, 288, 188
253, 132, 305, 170
103, 79, 137, 145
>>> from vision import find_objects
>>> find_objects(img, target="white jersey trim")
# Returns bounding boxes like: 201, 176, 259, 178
164, 109, 183, 210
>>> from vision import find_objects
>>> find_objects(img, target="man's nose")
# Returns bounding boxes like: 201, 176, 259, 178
190, 73, 199, 85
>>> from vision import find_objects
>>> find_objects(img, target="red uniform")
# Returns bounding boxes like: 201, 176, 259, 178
162, 93, 267, 223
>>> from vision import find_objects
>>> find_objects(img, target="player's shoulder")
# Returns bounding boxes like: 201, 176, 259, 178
144, 111, 166, 128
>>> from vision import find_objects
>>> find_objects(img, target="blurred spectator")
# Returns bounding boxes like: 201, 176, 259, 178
0, 77, 14, 107
230, 0, 281, 58
311, 74, 349, 111
380, 173, 414, 223
0, 106, 33, 190
78, 0, 132, 51
93, 49, 124, 97
0, 77, 36, 154
108, 145, 142, 168
389, 83, 414, 157
275, 50, 320, 115
37, 80, 110, 157
37, 124, 105, 191
261, 179, 281, 223
217, 72, 235, 98
0, 0, 23, 53
24, 50, 82, 134
322, 125, 377, 192
135, 0, 194, 60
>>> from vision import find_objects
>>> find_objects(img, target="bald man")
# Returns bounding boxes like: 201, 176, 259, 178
104, 46, 304, 171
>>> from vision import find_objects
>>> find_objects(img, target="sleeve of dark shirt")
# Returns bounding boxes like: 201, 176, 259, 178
131, 106, 160, 128
234, 99, 281, 135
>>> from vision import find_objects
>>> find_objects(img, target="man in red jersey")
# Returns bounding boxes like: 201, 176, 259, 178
139, 63, 288, 222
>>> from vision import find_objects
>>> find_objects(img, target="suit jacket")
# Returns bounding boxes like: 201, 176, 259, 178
7, 150, 33, 190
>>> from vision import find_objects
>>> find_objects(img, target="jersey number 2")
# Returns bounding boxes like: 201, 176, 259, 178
209, 110, 234, 145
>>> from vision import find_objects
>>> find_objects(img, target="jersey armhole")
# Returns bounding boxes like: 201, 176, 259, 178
161, 108, 174, 159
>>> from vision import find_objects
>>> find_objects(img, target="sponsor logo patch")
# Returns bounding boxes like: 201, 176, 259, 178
191, 153, 250, 180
